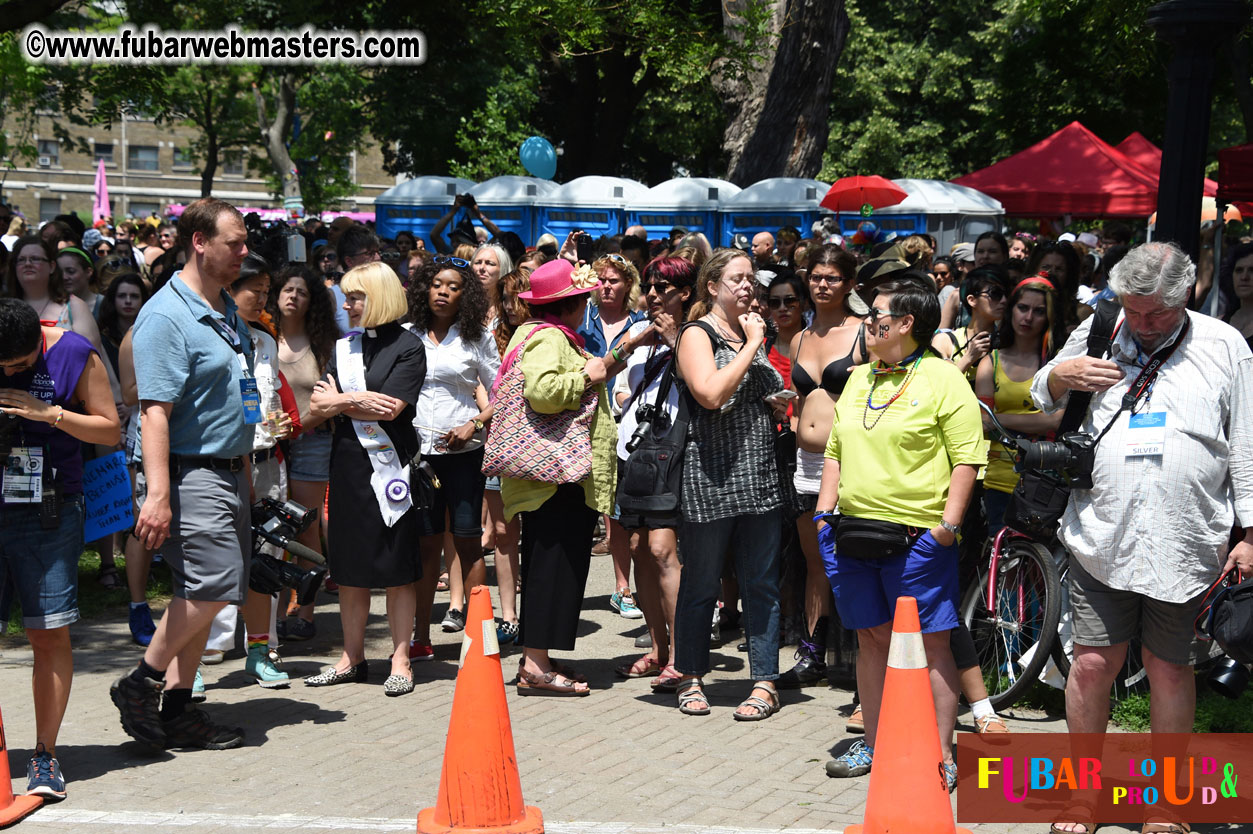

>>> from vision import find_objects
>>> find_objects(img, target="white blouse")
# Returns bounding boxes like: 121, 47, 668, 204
411, 323, 501, 456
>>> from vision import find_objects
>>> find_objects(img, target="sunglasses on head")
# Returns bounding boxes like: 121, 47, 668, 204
434, 256, 470, 268
767, 295, 799, 309
605, 253, 629, 266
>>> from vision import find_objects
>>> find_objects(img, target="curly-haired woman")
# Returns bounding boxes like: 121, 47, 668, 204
407, 257, 501, 658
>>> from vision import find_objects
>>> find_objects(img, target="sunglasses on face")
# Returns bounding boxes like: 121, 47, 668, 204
767, 295, 799, 309
864, 307, 904, 325
434, 256, 470, 268
640, 280, 673, 294
978, 288, 1006, 302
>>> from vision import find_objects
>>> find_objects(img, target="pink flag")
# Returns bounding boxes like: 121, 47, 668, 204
93, 158, 111, 222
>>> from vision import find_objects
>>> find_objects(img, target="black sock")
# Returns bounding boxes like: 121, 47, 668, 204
160, 688, 193, 721
130, 659, 165, 684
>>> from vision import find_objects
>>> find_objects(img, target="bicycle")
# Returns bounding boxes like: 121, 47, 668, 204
960, 402, 1064, 710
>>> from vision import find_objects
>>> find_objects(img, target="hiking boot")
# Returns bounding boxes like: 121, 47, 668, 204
825, 739, 873, 778
777, 638, 828, 689
162, 706, 245, 750
110, 671, 166, 750
244, 644, 291, 689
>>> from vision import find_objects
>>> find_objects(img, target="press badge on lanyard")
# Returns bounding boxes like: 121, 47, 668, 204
1125, 411, 1166, 457
214, 318, 262, 425
2, 446, 43, 502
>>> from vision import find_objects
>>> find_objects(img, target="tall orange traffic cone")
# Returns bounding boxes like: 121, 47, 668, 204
0, 705, 44, 827
417, 586, 543, 834
845, 596, 971, 834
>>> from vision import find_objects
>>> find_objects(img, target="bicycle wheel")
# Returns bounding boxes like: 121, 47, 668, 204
961, 539, 1062, 710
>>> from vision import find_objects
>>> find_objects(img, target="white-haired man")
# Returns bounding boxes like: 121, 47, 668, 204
1033, 241, 1253, 834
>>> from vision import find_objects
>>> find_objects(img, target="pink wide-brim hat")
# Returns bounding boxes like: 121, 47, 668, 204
517, 258, 598, 304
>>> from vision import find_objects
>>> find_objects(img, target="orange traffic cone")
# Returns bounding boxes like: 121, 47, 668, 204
0, 705, 44, 827
845, 596, 971, 834
417, 586, 543, 834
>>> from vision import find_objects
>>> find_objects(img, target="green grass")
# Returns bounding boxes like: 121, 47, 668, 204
1113, 685, 1253, 733
3, 548, 172, 637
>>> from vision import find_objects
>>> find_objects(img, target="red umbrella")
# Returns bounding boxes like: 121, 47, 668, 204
820, 175, 908, 213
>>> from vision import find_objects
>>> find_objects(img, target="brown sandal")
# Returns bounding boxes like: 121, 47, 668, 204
615, 655, 662, 678
516, 668, 590, 697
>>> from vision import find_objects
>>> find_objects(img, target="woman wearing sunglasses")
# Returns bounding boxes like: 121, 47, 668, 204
782, 246, 867, 691
765, 273, 809, 376
931, 265, 1009, 377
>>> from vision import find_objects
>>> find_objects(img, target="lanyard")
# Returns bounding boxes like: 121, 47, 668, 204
1092, 315, 1190, 443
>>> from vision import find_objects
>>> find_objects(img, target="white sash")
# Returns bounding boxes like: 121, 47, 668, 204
336, 334, 412, 526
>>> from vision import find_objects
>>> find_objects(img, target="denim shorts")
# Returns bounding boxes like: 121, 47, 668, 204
821, 523, 960, 633
288, 428, 332, 482
417, 448, 486, 538
0, 496, 85, 629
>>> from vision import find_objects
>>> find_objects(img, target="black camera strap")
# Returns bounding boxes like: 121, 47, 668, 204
1089, 313, 1190, 445
1059, 297, 1121, 434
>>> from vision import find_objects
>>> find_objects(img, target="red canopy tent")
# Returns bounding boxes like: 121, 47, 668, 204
1217, 143, 1253, 205
952, 121, 1159, 216
1115, 132, 1219, 197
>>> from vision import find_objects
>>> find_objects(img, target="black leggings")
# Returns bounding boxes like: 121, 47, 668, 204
518, 484, 598, 652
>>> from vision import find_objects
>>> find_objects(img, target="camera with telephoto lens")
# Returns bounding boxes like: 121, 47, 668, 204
626, 403, 671, 453
249, 497, 327, 606
1017, 431, 1097, 489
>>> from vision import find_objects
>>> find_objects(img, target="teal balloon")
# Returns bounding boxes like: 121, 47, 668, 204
519, 136, 557, 179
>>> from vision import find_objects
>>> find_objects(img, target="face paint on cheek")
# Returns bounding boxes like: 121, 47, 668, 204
877, 323, 890, 338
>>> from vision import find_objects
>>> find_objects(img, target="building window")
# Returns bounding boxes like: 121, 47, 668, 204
94, 143, 113, 165
222, 151, 244, 176
129, 201, 159, 219
39, 197, 61, 223
173, 147, 194, 169
36, 139, 59, 167
128, 145, 160, 171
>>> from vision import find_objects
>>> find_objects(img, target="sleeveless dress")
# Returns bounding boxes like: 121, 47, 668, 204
984, 350, 1042, 495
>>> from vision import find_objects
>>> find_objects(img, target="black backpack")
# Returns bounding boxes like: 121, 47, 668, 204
615, 348, 692, 519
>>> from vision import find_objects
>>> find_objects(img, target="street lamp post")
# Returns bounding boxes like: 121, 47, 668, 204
1147, 0, 1250, 262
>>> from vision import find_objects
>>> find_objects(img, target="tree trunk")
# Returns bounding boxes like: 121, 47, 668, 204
200, 84, 217, 198
1228, 39, 1253, 143
717, 0, 849, 185
254, 73, 301, 208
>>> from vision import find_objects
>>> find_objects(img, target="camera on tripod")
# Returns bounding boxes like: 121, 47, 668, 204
1017, 431, 1097, 489
249, 497, 327, 606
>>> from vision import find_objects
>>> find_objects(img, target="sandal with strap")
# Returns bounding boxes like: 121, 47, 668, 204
1141, 820, 1189, 834
1049, 802, 1099, 834
676, 678, 711, 715
733, 683, 780, 722
651, 664, 682, 692
516, 667, 590, 697
97, 565, 123, 590
614, 655, 662, 679
550, 660, 587, 683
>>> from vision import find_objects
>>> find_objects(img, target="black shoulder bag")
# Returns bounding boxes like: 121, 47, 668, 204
615, 344, 691, 521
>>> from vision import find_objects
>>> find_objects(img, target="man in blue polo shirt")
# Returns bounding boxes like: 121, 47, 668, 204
110, 197, 255, 751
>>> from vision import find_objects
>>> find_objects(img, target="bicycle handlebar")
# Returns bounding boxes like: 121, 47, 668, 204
977, 399, 1023, 451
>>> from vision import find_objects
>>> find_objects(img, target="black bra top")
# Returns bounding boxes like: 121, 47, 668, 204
792, 325, 866, 397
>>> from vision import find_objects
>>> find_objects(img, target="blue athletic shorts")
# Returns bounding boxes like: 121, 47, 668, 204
820, 522, 960, 633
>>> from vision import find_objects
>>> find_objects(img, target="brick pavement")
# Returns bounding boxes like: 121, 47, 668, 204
1, 551, 1152, 834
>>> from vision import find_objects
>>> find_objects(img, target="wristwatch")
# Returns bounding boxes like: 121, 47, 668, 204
472, 419, 485, 432
939, 520, 961, 537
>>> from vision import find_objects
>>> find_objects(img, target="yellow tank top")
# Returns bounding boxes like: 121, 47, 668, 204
985, 350, 1040, 494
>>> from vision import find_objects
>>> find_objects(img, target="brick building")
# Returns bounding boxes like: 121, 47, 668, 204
1, 109, 399, 223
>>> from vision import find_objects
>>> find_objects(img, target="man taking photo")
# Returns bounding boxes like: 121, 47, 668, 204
1033, 241, 1253, 834
110, 197, 255, 752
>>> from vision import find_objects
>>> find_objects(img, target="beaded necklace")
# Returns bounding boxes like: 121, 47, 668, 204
862, 347, 925, 430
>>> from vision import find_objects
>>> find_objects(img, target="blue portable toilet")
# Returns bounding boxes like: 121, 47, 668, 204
832, 179, 1004, 255
719, 177, 830, 247
625, 178, 741, 244
375, 176, 476, 245
466, 176, 559, 246
534, 176, 649, 242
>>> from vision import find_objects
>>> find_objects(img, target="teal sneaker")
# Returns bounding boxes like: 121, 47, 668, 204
245, 644, 291, 689
610, 589, 644, 620
825, 739, 873, 778
191, 667, 206, 703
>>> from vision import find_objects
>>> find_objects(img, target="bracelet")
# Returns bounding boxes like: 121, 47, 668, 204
581, 370, 593, 388
611, 345, 625, 363
51, 405, 64, 428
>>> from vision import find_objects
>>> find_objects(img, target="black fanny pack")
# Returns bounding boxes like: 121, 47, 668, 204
836, 517, 923, 560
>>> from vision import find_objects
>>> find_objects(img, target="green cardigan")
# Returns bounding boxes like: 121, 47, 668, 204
500, 322, 617, 520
